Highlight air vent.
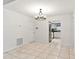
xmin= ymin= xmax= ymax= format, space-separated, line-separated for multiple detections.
xmin=16 ymin=38 xmax=23 ymax=46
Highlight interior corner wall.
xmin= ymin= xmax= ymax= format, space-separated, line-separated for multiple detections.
xmin=61 ymin=14 xmax=74 ymax=48
xmin=3 ymin=8 xmax=34 ymax=52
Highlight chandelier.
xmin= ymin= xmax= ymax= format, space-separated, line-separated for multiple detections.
xmin=35 ymin=9 xmax=46 ymax=20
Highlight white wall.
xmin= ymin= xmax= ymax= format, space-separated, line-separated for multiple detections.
xmin=3 ymin=8 xmax=34 ymax=52
xmin=34 ymin=13 xmax=74 ymax=48
xmin=33 ymin=20 xmax=49 ymax=43
xmin=48 ymin=13 xmax=74 ymax=48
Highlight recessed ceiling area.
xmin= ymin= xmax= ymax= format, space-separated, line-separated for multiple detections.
xmin=3 ymin=0 xmax=74 ymax=16
xmin=3 ymin=0 xmax=15 ymax=5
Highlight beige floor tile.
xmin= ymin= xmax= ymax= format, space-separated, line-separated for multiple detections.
xmin=23 ymin=49 xmax=35 ymax=54
xmin=23 ymin=44 xmax=43 ymax=50
xmin=70 ymin=48 xmax=75 ymax=56
xmin=14 ymin=48 xmax=27 ymax=53
xmin=14 ymin=53 xmax=29 ymax=58
xmin=70 ymin=55 xmax=75 ymax=59
xmin=17 ymin=54 xmax=35 ymax=59
xmin=42 ymin=49 xmax=51 ymax=54
xmin=28 ymin=50 xmax=40 ymax=56
xmin=4 ymin=54 xmax=18 ymax=59
xmin=48 ymin=48 xmax=60 ymax=56
xmin=7 ymin=51 xmax=35 ymax=59
xmin=35 ymin=52 xmax=49 ymax=59
xmin=32 ymin=48 xmax=44 ymax=52
xmin=4 ymin=39 xmax=75 ymax=59
xmin=37 ymin=44 xmax=48 ymax=50
xmin=29 ymin=43 xmax=43 ymax=48
xmin=58 ymin=56 xmax=69 ymax=59
xmin=23 ymin=45 xmax=35 ymax=49
xmin=8 ymin=47 xmax=27 ymax=53
xmin=44 ymin=46 xmax=52 ymax=51
xmin=35 ymin=56 xmax=46 ymax=59
xmin=22 ymin=44 xmax=36 ymax=49
xmin=8 ymin=49 xmax=28 ymax=57
xmin=46 ymin=55 xmax=58 ymax=59
xmin=58 ymin=48 xmax=70 ymax=59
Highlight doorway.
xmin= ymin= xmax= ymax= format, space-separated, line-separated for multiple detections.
xmin=49 ymin=21 xmax=61 ymax=43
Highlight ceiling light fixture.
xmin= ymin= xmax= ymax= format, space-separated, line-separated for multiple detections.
xmin=35 ymin=9 xmax=46 ymax=20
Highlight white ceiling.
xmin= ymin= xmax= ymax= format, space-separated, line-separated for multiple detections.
xmin=3 ymin=0 xmax=15 ymax=4
xmin=4 ymin=0 xmax=74 ymax=17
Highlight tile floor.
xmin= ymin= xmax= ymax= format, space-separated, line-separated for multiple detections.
xmin=4 ymin=39 xmax=75 ymax=59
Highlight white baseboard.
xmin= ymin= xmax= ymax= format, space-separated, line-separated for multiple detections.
xmin=3 ymin=44 xmax=23 ymax=54
xmin=3 ymin=40 xmax=35 ymax=54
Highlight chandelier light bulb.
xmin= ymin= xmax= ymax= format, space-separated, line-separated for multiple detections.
xmin=35 ymin=9 xmax=46 ymax=20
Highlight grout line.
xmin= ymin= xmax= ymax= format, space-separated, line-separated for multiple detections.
xmin=69 ymin=48 xmax=70 ymax=59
